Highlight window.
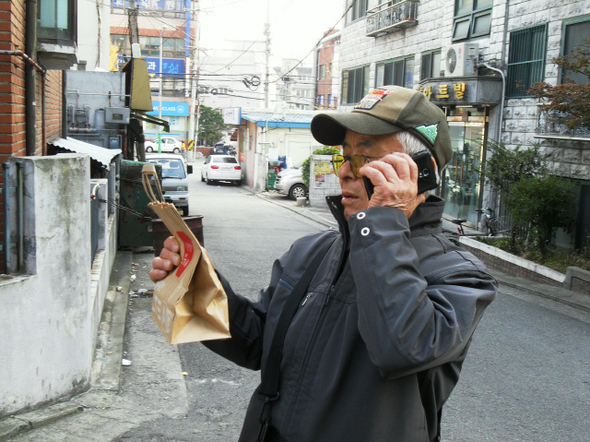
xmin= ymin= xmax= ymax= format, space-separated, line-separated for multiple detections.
xmin=318 ymin=64 xmax=326 ymax=80
xmin=562 ymin=19 xmax=590 ymax=85
xmin=342 ymin=66 xmax=369 ymax=104
xmin=452 ymin=0 xmax=492 ymax=41
xmin=376 ymin=57 xmax=414 ymax=88
xmin=347 ymin=0 xmax=368 ymax=24
xmin=421 ymin=50 xmax=442 ymax=80
xmin=38 ymin=0 xmax=76 ymax=44
xmin=506 ymin=25 xmax=547 ymax=98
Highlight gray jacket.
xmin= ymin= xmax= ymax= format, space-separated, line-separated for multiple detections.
xmin=206 ymin=195 xmax=497 ymax=441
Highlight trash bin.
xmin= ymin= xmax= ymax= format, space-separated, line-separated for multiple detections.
xmin=119 ymin=159 xmax=161 ymax=249
xmin=267 ymin=171 xmax=277 ymax=190
xmin=152 ymin=215 xmax=204 ymax=256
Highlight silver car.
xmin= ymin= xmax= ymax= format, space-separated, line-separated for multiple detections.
xmin=275 ymin=167 xmax=308 ymax=200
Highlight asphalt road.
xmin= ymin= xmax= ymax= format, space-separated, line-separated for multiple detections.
xmin=117 ymin=160 xmax=590 ymax=441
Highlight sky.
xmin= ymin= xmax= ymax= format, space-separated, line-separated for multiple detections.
xmin=197 ymin=0 xmax=346 ymax=66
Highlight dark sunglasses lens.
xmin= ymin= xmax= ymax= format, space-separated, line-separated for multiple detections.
xmin=350 ymin=156 xmax=368 ymax=177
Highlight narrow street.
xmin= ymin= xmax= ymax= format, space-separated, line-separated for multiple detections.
xmin=116 ymin=160 xmax=590 ymax=441
xmin=11 ymin=160 xmax=589 ymax=441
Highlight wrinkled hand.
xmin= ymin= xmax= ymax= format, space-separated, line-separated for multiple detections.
xmin=359 ymin=152 xmax=426 ymax=218
xmin=150 ymin=236 xmax=181 ymax=283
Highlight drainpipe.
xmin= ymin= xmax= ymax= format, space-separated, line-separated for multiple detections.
xmin=479 ymin=63 xmax=505 ymax=143
xmin=25 ymin=0 xmax=38 ymax=156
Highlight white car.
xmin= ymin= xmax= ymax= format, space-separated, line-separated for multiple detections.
xmin=146 ymin=153 xmax=192 ymax=216
xmin=275 ymin=167 xmax=307 ymax=200
xmin=201 ymin=155 xmax=242 ymax=185
xmin=145 ymin=136 xmax=183 ymax=154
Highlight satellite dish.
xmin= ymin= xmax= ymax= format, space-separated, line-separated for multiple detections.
xmin=446 ymin=47 xmax=457 ymax=74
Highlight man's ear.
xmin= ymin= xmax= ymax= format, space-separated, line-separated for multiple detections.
xmin=431 ymin=156 xmax=440 ymax=184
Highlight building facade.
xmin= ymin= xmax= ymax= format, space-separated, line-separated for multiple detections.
xmin=338 ymin=0 xmax=590 ymax=249
xmin=314 ymin=29 xmax=341 ymax=110
xmin=109 ymin=0 xmax=195 ymax=141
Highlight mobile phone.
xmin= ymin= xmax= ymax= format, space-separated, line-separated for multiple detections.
xmin=362 ymin=151 xmax=438 ymax=200
xmin=363 ymin=176 xmax=375 ymax=200
xmin=412 ymin=150 xmax=438 ymax=194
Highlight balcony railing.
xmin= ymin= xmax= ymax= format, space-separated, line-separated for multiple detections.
xmin=366 ymin=0 xmax=419 ymax=37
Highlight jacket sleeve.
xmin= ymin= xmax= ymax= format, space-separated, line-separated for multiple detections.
xmin=348 ymin=206 xmax=497 ymax=380
xmin=202 ymin=256 xmax=286 ymax=371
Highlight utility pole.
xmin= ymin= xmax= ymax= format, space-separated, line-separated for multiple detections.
xmin=128 ymin=0 xmax=139 ymax=46
xmin=158 ymin=26 xmax=166 ymax=153
xmin=264 ymin=0 xmax=270 ymax=109
xmin=188 ymin=1 xmax=200 ymax=160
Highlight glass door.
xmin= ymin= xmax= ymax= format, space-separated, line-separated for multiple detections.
xmin=441 ymin=121 xmax=485 ymax=225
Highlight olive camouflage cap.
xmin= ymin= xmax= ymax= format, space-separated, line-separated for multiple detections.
xmin=311 ymin=86 xmax=452 ymax=170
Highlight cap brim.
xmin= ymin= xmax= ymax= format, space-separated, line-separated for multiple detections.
xmin=311 ymin=112 xmax=403 ymax=146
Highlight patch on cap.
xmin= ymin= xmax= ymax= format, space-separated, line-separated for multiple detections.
xmin=354 ymin=88 xmax=392 ymax=110
xmin=415 ymin=123 xmax=439 ymax=145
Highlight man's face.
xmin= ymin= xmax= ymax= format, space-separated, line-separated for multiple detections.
xmin=338 ymin=131 xmax=404 ymax=219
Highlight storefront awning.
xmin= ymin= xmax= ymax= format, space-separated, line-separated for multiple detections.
xmin=49 ymin=137 xmax=121 ymax=170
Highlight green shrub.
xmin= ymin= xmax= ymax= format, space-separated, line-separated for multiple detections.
xmin=504 ymin=175 xmax=576 ymax=256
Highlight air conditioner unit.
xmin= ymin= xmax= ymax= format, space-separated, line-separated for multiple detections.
xmin=444 ymin=43 xmax=479 ymax=77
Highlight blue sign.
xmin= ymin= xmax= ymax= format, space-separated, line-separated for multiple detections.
xmin=112 ymin=0 xmax=189 ymax=12
xmin=148 ymin=102 xmax=189 ymax=117
xmin=145 ymin=58 xmax=185 ymax=76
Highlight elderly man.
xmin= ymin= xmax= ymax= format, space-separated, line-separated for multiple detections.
xmin=151 ymin=86 xmax=497 ymax=442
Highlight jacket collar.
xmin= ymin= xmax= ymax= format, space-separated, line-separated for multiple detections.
xmin=326 ymin=194 xmax=444 ymax=237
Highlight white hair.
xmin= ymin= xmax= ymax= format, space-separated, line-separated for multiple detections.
xmin=393 ymin=131 xmax=440 ymax=190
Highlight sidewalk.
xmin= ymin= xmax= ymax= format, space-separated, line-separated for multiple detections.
xmin=1 ymin=190 xmax=589 ymax=441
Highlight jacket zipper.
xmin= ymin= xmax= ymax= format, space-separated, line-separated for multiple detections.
xmin=283 ymin=284 xmax=336 ymax=435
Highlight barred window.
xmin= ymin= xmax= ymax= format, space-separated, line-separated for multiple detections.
xmin=506 ymin=25 xmax=547 ymax=98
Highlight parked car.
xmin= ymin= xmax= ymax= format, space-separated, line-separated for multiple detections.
xmin=145 ymin=136 xmax=183 ymax=154
xmin=146 ymin=153 xmax=192 ymax=216
xmin=201 ymin=155 xmax=242 ymax=185
xmin=275 ymin=167 xmax=307 ymax=200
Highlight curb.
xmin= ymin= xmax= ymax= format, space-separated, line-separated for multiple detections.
xmin=0 ymin=403 xmax=83 ymax=441
xmin=489 ymin=269 xmax=590 ymax=313
xmin=90 ymin=251 xmax=132 ymax=391
xmin=0 ymin=252 xmax=133 ymax=441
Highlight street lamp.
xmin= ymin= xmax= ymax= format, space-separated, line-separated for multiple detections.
xmin=158 ymin=25 xmax=167 ymax=153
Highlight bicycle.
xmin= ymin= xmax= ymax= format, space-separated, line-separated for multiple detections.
xmin=443 ymin=208 xmax=498 ymax=244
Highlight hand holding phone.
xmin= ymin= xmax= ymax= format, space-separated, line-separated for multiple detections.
xmin=362 ymin=150 xmax=438 ymax=200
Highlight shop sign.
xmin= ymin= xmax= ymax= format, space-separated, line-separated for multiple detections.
xmin=418 ymin=77 xmax=502 ymax=106
xmin=223 ymin=107 xmax=242 ymax=125
xmin=148 ymin=101 xmax=189 ymax=117
xmin=419 ymin=82 xmax=468 ymax=103
xmin=145 ymin=58 xmax=185 ymax=76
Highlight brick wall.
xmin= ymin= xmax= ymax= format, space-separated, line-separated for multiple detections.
xmin=0 ymin=0 xmax=65 ymax=272
xmin=43 ymin=70 xmax=63 ymax=147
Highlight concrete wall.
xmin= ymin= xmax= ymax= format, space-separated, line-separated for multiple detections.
xmin=0 ymin=154 xmax=116 ymax=417
xmin=309 ymin=154 xmax=341 ymax=207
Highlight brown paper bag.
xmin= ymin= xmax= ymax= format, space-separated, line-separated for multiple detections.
xmin=142 ymin=164 xmax=231 ymax=344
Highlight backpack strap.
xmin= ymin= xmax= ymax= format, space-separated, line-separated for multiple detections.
xmin=255 ymin=237 xmax=335 ymax=441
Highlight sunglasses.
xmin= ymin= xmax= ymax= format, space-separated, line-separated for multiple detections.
xmin=332 ymin=154 xmax=381 ymax=178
